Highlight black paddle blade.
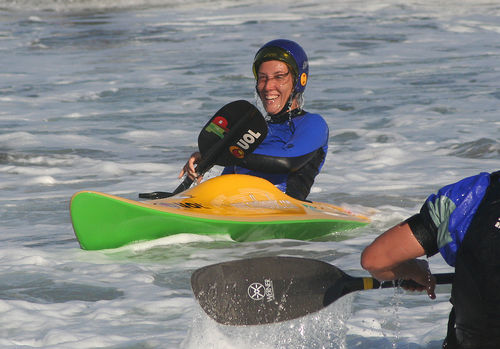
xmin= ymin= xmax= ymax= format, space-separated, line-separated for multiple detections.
xmin=198 ymin=100 xmax=268 ymax=168
xmin=139 ymin=100 xmax=267 ymax=200
xmin=190 ymin=256 xmax=360 ymax=326
xmin=191 ymin=256 xmax=455 ymax=326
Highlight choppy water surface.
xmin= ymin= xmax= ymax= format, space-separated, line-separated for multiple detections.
xmin=1 ymin=0 xmax=499 ymax=348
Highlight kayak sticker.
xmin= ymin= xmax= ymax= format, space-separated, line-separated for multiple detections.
xmin=232 ymin=200 xmax=296 ymax=210
xmin=156 ymin=202 xmax=208 ymax=209
xmin=205 ymin=116 xmax=230 ymax=139
xmin=302 ymin=203 xmax=319 ymax=211
xmin=247 ymin=279 xmax=275 ymax=302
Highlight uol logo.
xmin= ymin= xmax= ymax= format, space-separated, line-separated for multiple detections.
xmin=229 ymin=129 xmax=262 ymax=159
xmin=247 ymin=279 xmax=275 ymax=302
xmin=236 ymin=129 xmax=261 ymax=150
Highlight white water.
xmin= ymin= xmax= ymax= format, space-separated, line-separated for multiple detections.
xmin=1 ymin=0 xmax=499 ymax=347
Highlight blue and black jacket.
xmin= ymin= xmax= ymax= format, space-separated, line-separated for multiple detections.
xmin=407 ymin=171 xmax=500 ymax=348
xmin=221 ymin=111 xmax=329 ymax=201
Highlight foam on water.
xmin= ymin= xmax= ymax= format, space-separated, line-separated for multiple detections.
xmin=185 ymin=294 xmax=355 ymax=349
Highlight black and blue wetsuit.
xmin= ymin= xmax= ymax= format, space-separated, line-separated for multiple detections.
xmin=406 ymin=171 xmax=500 ymax=348
xmin=221 ymin=110 xmax=329 ymax=201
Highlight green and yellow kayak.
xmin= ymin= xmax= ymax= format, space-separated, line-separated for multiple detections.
xmin=70 ymin=174 xmax=370 ymax=250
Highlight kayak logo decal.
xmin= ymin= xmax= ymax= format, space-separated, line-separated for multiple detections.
xmin=247 ymin=279 xmax=275 ymax=302
xmin=205 ymin=116 xmax=229 ymax=139
xmin=156 ymin=202 xmax=208 ymax=209
xmin=229 ymin=129 xmax=262 ymax=158
xmin=176 ymin=202 xmax=206 ymax=209
xmin=232 ymin=199 xmax=295 ymax=210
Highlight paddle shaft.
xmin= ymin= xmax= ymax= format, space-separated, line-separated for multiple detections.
xmin=325 ymin=272 xmax=454 ymax=307
xmin=380 ymin=273 xmax=454 ymax=289
xmin=350 ymin=273 xmax=455 ymax=294
xmin=171 ymin=174 xmax=194 ymax=196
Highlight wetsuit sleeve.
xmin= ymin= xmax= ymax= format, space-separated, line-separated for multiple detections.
xmin=232 ymin=150 xmax=320 ymax=174
xmin=405 ymin=210 xmax=439 ymax=257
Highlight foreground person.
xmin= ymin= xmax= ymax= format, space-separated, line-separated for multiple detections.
xmin=180 ymin=39 xmax=329 ymax=201
xmin=361 ymin=170 xmax=500 ymax=348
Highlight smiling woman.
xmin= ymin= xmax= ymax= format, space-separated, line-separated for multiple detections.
xmin=180 ymin=39 xmax=330 ymax=201
xmin=256 ymin=61 xmax=294 ymax=115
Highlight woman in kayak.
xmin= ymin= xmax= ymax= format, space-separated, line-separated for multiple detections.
xmin=179 ymin=39 xmax=329 ymax=201
xmin=361 ymin=170 xmax=500 ymax=348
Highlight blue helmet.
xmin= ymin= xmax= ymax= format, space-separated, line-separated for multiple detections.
xmin=252 ymin=39 xmax=309 ymax=94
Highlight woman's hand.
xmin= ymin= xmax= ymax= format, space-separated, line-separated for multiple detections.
xmin=179 ymin=152 xmax=203 ymax=183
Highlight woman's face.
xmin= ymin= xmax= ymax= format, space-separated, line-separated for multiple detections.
xmin=256 ymin=60 xmax=294 ymax=115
